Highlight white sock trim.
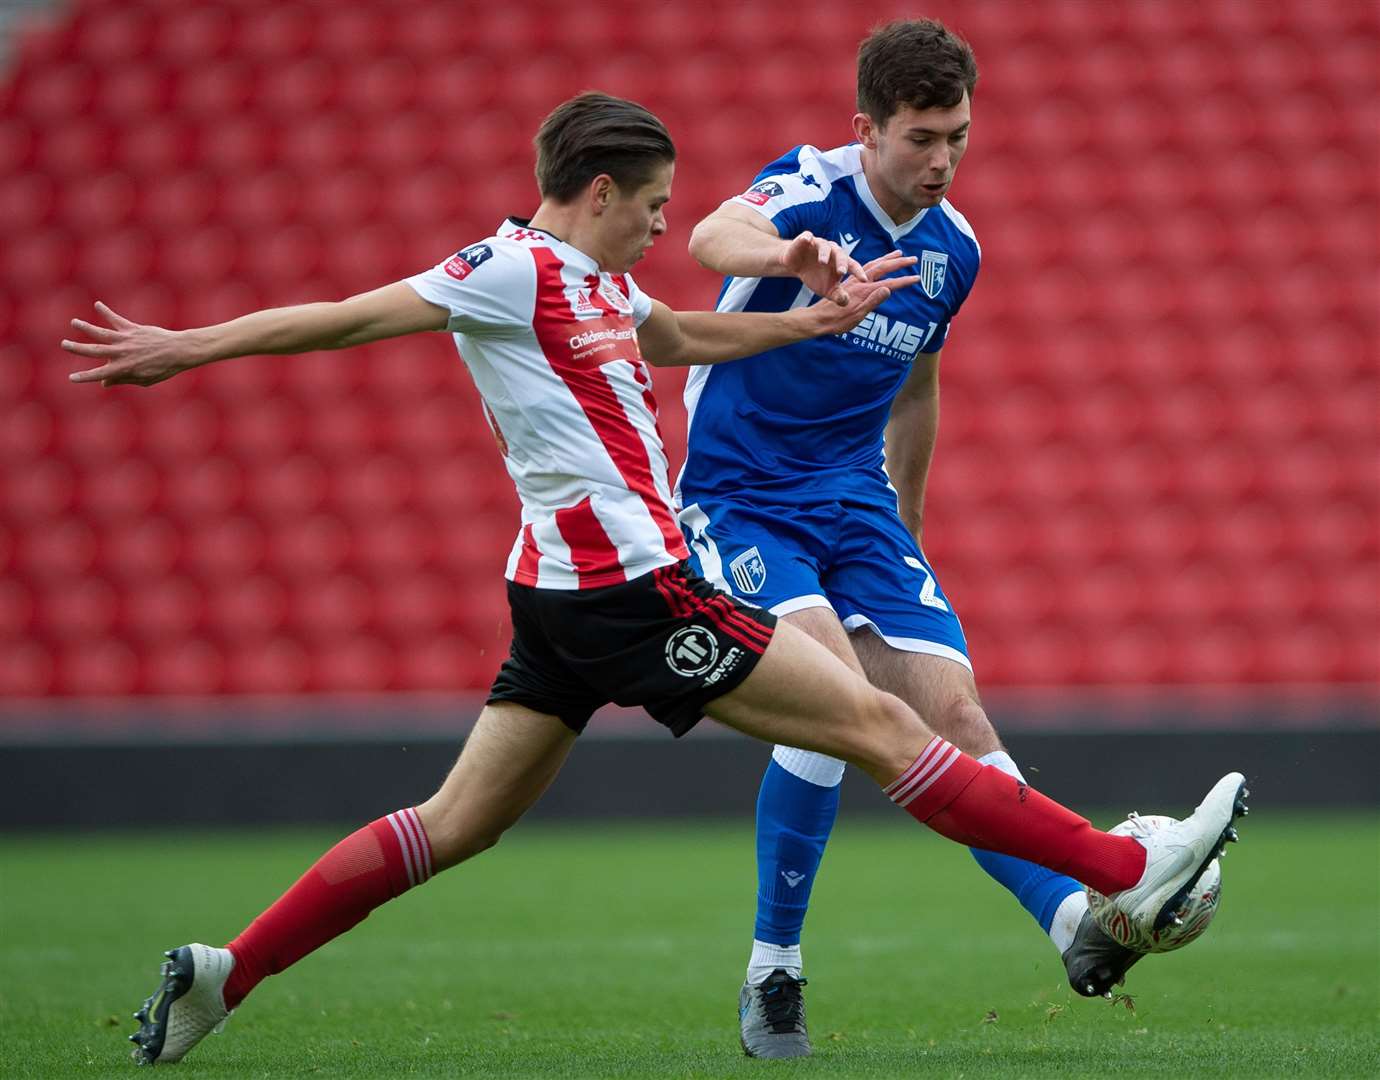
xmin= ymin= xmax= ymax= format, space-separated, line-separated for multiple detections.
xmin=1049 ymin=889 xmax=1089 ymax=954
xmin=978 ymin=749 xmax=1026 ymax=783
xmin=772 ymin=745 xmax=846 ymax=788
xmin=747 ymin=939 xmax=802 ymax=983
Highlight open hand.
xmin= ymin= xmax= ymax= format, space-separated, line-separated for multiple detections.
xmin=778 ymin=231 xmax=869 ymax=305
xmin=802 ymin=266 xmax=922 ymax=337
xmin=63 ymin=302 xmax=195 ymax=387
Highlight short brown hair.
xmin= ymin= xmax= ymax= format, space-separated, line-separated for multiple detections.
xmin=534 ymin=92 xmax=676 ymax=203
xmin=857 ymin=19 xmax=978 ymax=124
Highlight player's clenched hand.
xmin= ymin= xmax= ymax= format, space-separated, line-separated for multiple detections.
xmin=801 ymin=272 xmax=922 ymax=338
xmin=63 ymin=302 xmax=196 ymax=387
xmin=778 ymin=231 xmax=868 ymax=306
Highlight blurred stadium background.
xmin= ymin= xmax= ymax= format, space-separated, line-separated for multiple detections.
xmin=0 ymin=0 xmax=1375 ymax=827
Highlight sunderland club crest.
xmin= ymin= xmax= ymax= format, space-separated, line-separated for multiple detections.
xmin=919 ymin=250 xmax=949 ymax=299
xmin=729 ymin=546 xmax=767 ymax=595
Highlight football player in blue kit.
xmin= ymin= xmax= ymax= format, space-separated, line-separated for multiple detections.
xmin=680 ymin=20 xmax=1143 ymax=1057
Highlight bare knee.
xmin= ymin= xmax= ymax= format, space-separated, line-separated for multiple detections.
xmin=929 ymin=694 xmax=1001 ymax=758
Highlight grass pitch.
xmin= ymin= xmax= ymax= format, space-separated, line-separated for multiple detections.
xmin=2 ymin=814 xmax=1376 ymax=1078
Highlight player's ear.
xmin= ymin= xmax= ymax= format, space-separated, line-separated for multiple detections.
xmin=852 ymin=112 xmax=878 ymax=149
xmin=589 ymin=174 xmax=615 ymax=214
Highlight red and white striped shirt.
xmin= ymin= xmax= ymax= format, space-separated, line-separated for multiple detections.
xmin=405 ymin=219 xmax=689 ymax=590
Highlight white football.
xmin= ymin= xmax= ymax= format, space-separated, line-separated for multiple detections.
xmin=1087 ymin=813 xmax=1222 ymax=953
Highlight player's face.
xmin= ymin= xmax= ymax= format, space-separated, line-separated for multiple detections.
xmin=858 ymin=94 xmax=971 ymax=215
xmin=602 ymin=161 xmax=673 ymax=273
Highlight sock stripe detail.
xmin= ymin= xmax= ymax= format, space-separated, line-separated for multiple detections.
xmin=894 ymin=745 xmax=962 ymax=807
xmin=886 ymin=739 xmax=961 ymax=806
xmin=401 ymin=807 xmax=433 ymax=881
xmin=883 ymin=737 xmax=948 ymax=796
xmin=394 ymin=809 xmax=431 ymax=885
xmin=385 ymin=812 xmax=419 ymax=886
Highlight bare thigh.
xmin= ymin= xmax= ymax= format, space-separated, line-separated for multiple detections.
xmin=416 ymin=702 xmax=577 ymax=871
xmin=850 ymin=632 xmax=1002 ymax=758
xmin=705 ymin=617 xmax=932 ymax=785
xmin=781 ymin=604 xmax=867 ymax=673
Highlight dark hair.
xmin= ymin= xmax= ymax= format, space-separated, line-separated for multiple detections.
xmin=857 ymin=19 xmax=979 ymax=124
xmin=534 ymin=92 xmax=676 ymax=203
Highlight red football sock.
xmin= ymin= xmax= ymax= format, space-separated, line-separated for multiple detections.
xmin=222 ymin=808 xmax=433 ymax=1009
xmin=886 ymin=738 xmax=1146 ymax=896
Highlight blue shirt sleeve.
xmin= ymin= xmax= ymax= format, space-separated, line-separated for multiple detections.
xmin=728 ymin=155 xmax=833 ymax=240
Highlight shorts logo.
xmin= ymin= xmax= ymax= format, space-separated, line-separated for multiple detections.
xmin=738 ymin=180 xmax=784 ymax=207
xmin=919 ymin=249 xmax=948 ymax=299
xmin=443 ymin=243 xmax=493 ymax=280
xmin=665 ymin=626 xmax=719 ymax=677
xmin=729 ymin=547 xmax=766 ymax=594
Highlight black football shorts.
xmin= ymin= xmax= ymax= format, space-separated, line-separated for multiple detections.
xmin=487 ymin=561 xmax=777 ymax=736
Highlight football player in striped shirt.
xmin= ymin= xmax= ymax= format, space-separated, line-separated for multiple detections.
xmin=64 ymin=91 xmax=1244 ymax=1068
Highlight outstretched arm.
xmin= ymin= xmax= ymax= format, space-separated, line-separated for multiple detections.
xmin=64 ymin=283 xmax=449 ymax=388
xmin=688 ymin=202 xmax=867 ymax=306
xmin=637 ymin=253 xmax=919 ymax=368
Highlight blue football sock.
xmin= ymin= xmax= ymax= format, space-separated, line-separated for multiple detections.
xmin=969 ymin=847 xmax=1083 ymax=932
xmin=970 ymin=751 xmax=1083 ymax=933
xmin=753 ymin=756 xmax=841 ymax=946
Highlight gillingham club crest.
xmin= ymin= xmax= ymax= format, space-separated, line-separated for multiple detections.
xmin=729 ymin=547 xmax=767 ymax=595
xmin=919 ymin=250 xmax=949 ymax=299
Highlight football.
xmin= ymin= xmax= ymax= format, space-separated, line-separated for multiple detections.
xmin=1087 ymin=813 xmax=1222 ymax=953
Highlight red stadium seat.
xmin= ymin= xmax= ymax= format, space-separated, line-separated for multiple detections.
xmin=310 ymin=635 xmax=395 ymax=692
xmin=0 ymin=166 xmax=52 ymax=232
xmin=141 ymin=638 xmax=227 ymax=695
xmin=14 ymin=518 xmax=98 ymax=580
xmin=235 ymin=5 xmax=317 ymax=63
xmin=4 ymin=458 xmax=75 ymax=519
xmin=353 ymin=514 xmax=441 ymax=575
xmin=396 ymin=631 xmax=483 ymax=691
xmin=372 ymin=573 xmax=455 ymax=637
xmin=155 ymin=6 xmax=237 ymax=63
xmin=37 ymin=577 xmax=118 ymax=641
xmin=117 ymin=577 xmax=202 ymax=643
xmin=223 ymin=637 xmax=311 ymax=694
xmin=264 ymin=515 xmax=353 ymax=577
xmin=138 ymin=397 xmax=222 ymax=460
xmin=76 ymin=459 xmax=161 ymax=522
xmin=329 ymin=455 xmax=415 ymax=518
xmin=251 ymin=456 xmax=329 ymax=519
xmin=0 ymin=400 xmax=52 ymax=459
xmin=182 ymin=516 xmax=268 ymax=580
xmin=0 ymin=640 xmax=55 ymax=697
xmin=2 ymin=228 xmax=72 ymax=288
xmin=208 ymin=575 xmax=289 ymax=639
xmin=70 ymin=7 xmax=155 ymax=64
xmin=101 ymin=517 xmax=182 ymax=582
xmin=219 ymin=397 xmax=306 ymax=463
xmin=56 ymin=639 xmax=143 ymax=696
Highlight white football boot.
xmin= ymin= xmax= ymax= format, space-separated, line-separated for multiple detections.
xmin=129 ymin=943 xmax=235 ymax=1065
xmin=1105 ymin=772 xmax=1248 ymax=943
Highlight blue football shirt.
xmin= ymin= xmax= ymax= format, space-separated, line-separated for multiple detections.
xmin=677 ymin=143 xmax=980 ymax=510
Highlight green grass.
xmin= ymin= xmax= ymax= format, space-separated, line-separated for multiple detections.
xmin=1 ymin=814 xmax=1377 ymax=1078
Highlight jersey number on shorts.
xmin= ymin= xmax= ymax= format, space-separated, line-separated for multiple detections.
xmin=904 ymin=556 xmax=950 ymax=612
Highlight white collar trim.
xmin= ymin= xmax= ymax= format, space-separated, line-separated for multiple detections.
xmin=853 ymin=169 xmax=928 ymax=240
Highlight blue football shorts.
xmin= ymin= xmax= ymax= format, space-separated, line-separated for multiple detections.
xmin=678 ymin=496 xmax=970 ymax=671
